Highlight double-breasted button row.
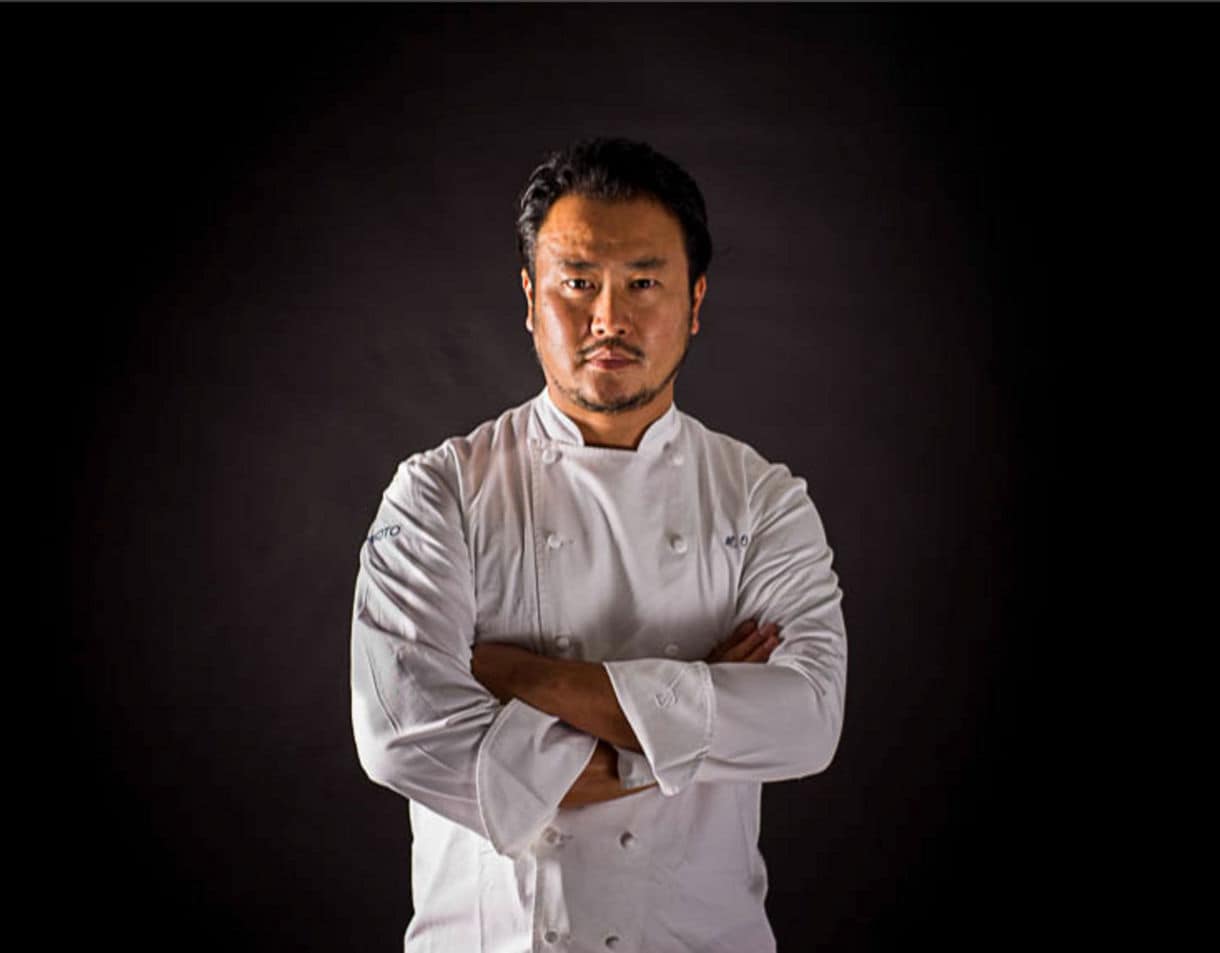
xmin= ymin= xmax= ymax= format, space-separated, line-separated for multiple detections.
xmin=539 ymin=829 xmax=635 ymax=948
xmin=540 ymin=827 xmax=638 ymax=849
xmin=541 ymin=930 xmax=620 ymax=948
xmin=544 ymin=532 xmax=688 ymax=554
xmin=539 ymin=442 xmax=683 ymax=467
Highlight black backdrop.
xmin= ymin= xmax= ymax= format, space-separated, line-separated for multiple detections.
xmin=21 ymin=1 xmax=1195 ymax=949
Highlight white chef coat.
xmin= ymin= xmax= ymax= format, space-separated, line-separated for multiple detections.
xmin=351 ymin=385 xmax=847 ymax=953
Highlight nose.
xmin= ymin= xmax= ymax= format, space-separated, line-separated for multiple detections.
xmin=590 ymin=284 xmax=631 ymax=338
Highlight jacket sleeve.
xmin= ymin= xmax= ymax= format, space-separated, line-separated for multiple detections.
xmin=351 ymin=448 xmax=599 ymax=857
xmin=603 ymin=456 xmax=847 ymax=796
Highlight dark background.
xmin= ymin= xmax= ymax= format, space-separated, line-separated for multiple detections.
xmin=19 ymin=1 xmax=1201 ymax=948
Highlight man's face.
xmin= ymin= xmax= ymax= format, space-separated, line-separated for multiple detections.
xmin=522 ymin=193 xmax=707 ymax=417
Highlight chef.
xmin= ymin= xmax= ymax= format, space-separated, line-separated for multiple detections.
xmin=351 ymin=137 xmax=847 ymax=952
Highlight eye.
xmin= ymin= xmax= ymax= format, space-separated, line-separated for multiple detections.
xmin=631 ymin=278 xmax=659 ymax=290
xmin=563 ymin=278 xmax=594 ymax=291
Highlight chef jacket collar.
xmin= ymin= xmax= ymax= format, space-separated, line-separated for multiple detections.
xmin=533 ymin=385 xmax=680 ymax=454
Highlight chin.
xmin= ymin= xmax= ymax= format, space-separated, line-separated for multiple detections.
xmin=579 ymin=386 xmax=656 ymax=415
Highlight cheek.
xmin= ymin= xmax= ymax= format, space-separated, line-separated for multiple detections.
xmin=649 ymin=315 xmax=690 ymax=347
xmin=538 ymin=301 xmax=583 ymax=341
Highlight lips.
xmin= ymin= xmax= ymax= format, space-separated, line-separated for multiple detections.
xmin=585 ymin=349 xmax=638 ymax=367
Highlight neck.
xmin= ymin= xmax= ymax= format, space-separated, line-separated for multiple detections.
xmin=547 ymin=383 xmax=673 ymax=450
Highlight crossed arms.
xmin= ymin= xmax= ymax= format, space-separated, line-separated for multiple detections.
xmin=351 ymin=446 xmax=847 ymax=857
xmin=470 ymin=619 xmax=784 ymax=807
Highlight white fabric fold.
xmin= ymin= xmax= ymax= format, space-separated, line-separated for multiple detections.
xmin=475 ymin=699 xmax=599 ymax=857
xmin=603 ymin=658 xmax=715 ymax=796
xmin=351 ymin=388 xmax=847 ymax=952
xmin=351 ymin=449 xmax=598 ymax=859
xmin=613 ymin=746 xmax=657 ymax=790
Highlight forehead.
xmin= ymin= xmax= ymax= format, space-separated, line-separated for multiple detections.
xmin=535 ymin=193 xmax=685 ymax=267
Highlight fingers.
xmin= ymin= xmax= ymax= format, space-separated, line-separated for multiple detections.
xmin=740 ymin=623 xmax=782 ymax=662
xmin=705 ymin=620 xmax=748 ymax=663
xmin=714 ymin=619 xmax=782 ymax=663
xmin=731 ymin=622 xmax=768 ymax=661
xmin=717 ymin=619 xmax=756 ymax=649
xmin=706 ymin=619 xmax=754 ymax=663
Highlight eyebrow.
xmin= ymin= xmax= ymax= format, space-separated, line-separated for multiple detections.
xmin=558 ymin=256 xmax=668 ymax=270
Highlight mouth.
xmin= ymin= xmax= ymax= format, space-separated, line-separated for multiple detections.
xmin=584 ymin=348 xmax=639 ymax=370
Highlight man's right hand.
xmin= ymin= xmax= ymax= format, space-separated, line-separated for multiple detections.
xmin=704 ymin=618 xmax=783 ymax=664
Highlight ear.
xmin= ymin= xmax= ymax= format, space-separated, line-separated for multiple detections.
xmin=689 ymin=274 xmax=708 ymax=336
xmin=521 ymin=268 xmax=535 ymax=333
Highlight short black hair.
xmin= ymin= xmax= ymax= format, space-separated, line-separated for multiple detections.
xmin=515 ymin=137 xmax=713 ymax=294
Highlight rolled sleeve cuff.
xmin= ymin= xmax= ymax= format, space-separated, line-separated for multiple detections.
xmin=602 ymin=659 xmax=715 ymax=796
xmin=475 ymin=698 xmax=599 ymax=858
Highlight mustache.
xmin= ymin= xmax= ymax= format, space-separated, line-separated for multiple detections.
xmin=580 ymin=343 xmax=644 ymax=361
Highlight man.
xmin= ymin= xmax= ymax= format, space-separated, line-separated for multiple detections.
xmin=351 ymin=137 xmax=847 ymax=952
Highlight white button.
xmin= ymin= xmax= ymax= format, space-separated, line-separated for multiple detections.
xmin=604 ymin=937 xmax=621 ymax=950
xmin=669 ymin=535 xmax=688 ymax=554
xmin=544 ymin=827 xmax=561 ymax=845
xmin=555 ymin=635 xmax=572 ymax=651
xmin=663 ymin=642 xmax=679 ymax=657
xmin=654 ymin=688 xmax=676 ymax=708
xmin=544 ymin=929 xmax=559 ymax=943
xmin=541 ymin=447 xmax=559 ymax=464
xmin=547 ymin=532 xmax=562 ymax=549
xmin=619 ymin=831 xmax=636 ymax=849
xmin=671 ymin=452 xmax=684 ymax=466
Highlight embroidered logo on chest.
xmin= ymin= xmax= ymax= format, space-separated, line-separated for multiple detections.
xmin=724 ymin=532 xmax=750 ymax=549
